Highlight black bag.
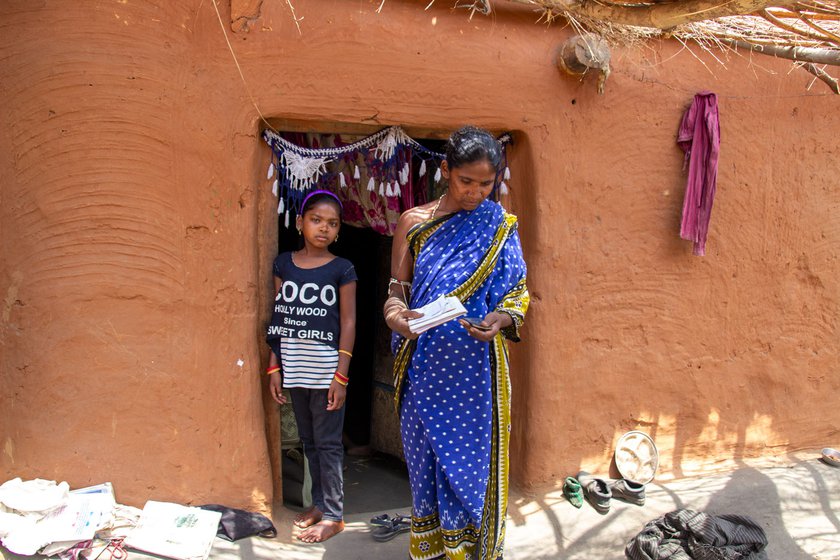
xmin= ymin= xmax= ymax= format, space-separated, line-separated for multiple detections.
xmin=197 ymin=504 xmax=277 ymax=542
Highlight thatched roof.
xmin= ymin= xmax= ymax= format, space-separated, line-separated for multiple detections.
xmin=473 ymin=0 xmax=840 ymax=92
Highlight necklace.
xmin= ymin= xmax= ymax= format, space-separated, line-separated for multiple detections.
xmin=431 ymin=193 xmax=446 ymax=219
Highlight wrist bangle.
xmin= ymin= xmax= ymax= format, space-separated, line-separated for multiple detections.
xmin=334 ymin=372 xmax=349 ymax=386
xmin=266 ymin=366 xmax=280 ymax=375
xmin=338 ymin=349 xmax=353 ymax=358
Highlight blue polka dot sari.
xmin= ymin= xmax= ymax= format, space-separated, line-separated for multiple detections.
xmin=393 ymin=199 xmax=529 ymax=560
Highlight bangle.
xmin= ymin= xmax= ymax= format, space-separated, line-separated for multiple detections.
xmin=334 ymin=372 xmax=349 ymax=386
xmin=266 ymin=366 xmax=280 ymax=375
xmin=338 ymin=349 xmax=353 ymax=358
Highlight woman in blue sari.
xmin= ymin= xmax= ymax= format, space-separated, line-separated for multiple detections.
xmin=385 ymin=127 xmax=529 ymax=560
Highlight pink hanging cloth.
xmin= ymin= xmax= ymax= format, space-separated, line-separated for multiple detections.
xmin=677 ymin=91 xmax=720 ymax=256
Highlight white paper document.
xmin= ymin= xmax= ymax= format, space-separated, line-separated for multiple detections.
xmin=125 ymin=501 xmax=221 ymax=560
xmin=0 ymin=478 xmax=115 ymax=556
xmin=407 ymin=295 xmax=467 ymax=334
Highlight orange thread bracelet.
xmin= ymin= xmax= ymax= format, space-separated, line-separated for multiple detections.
xmin=334 ymin=372 xmax=349 ymax=386
xmin=266 ymin=366 xmax=280 ymax=375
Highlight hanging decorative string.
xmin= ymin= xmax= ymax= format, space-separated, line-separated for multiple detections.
xmin=263 ymin=126 xmax=512 ymax=226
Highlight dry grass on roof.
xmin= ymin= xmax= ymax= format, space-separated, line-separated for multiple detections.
xmin=502 ymin=0 xmax=840 ymax=91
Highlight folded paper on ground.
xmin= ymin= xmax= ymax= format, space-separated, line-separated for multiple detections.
xmin=125 ymin=501 xmax=221 ymax=560
xmin=407 ymin=295 xmax=466 ymax=334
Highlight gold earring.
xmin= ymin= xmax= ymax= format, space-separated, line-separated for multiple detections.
xmin=334 ymin=234 xmax=339 ymax=243
xmin=297 ymin=228 xmax=302 ymax=235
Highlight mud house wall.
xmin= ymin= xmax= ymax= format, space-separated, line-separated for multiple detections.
xmin=1 ymin=1 xmax=838 ymax=509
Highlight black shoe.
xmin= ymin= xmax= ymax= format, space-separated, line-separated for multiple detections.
xmin=608 ymin=479 xmax=646 ymax=506
xmin=577 ymin=471 xmax=611 ymax=514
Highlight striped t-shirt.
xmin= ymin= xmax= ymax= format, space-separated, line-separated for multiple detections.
xmin=279 ymin=338 xmax=339 ymax=389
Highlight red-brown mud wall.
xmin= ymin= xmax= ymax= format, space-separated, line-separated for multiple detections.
xmin=1 ymin=1 xmax=837 ymax=509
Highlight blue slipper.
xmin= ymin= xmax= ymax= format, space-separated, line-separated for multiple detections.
xmin=370 ymin=513 xmax=410 ymax=527
xmin=371 ymin=516 xmax=411 ymax=541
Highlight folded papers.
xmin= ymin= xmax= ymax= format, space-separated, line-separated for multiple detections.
xmin=407 ymin=295 xmax=467 ymax=334
xmin=125 ymin=501 xmax=222 ymax=560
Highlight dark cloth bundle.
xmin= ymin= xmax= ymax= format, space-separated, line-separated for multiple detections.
xmin=198 ymin=504 xmax=277 ymax=542
xmin=626 ymin=509 xmax=768 ymax=560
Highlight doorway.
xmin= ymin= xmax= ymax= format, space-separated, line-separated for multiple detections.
xmin=269 ymin=125 xmax=448 ymax=514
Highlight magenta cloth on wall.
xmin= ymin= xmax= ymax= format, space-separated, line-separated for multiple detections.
xmin=677 ymin=91 xmax=720 ymax=257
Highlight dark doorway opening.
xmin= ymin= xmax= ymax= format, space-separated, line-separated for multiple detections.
xmin=271 ymin=126 xmax=447 ymax=514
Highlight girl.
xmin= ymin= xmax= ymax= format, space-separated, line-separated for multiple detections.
xmin=266 ymin=190 xmax=357 ymax=544
xmin=384 ymin=126 xmax=529 ymax=560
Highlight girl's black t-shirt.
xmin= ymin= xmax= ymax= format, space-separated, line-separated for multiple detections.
xmin=266 ymin=252 xmax=357 ymax=352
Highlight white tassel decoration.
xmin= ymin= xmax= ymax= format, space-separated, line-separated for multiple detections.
xmin=379 ymin=182 xmax=385 ymax=196
xmin=434 ymin=167 xmax=442 ymax=183
xmin=267 ymin=163 xmax=275 ymax=180
xmin=284 ymin=210 xmax=290 ymax=228
xmin=354 ymin=165 xmax=361 ymax=180
xmin=499 ymin=181 xmax=509 ymax=195
xmin=504 ymin=166 xmax=511 ymax=181
xmin=339 ymin=172 xmax=347 ymax=188
xmin=394 ymin=182 xmax=401 ymax=197
xmin=367 ymin=177 xmax=375 ymax=191
xmin=386 ymin=182 xmax=394 ymax=197
xmin=272 ymin=179 xmax=278 ymax=197
xmin=279 ymin=197 xmax=285 ymax=214
xmin=419 ymin=160 xmax=427 ymax=177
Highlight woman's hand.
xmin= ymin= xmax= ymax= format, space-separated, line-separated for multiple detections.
xmin=387 ymin=308 xmax=424 ymax=340
xmin=268 ymin=372 xmax=287 ymax=405
xmin=459 ymin=311 xmax=510 ymax=342
xmin=327 ymin=379 xmax=347 ymax=411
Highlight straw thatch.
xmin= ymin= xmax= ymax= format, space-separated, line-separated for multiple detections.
xmin=465 ymin=0 xmax=840 ymax=92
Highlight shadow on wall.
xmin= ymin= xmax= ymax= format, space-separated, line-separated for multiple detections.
xmin=507 ymin=101 xmax=840 ymax=493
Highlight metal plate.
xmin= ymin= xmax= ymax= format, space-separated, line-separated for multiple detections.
xmin=615 ymin=431 xmax=659 ymax=484
xmin=821 ymin=447 xmax=840 ymax=467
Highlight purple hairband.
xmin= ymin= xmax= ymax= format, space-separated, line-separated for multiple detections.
xmin=301 ymin=189 xmax=343 ymax=211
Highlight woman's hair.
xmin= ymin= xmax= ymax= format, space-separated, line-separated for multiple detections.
xmin=445 ymin=126 xmax=502 ymax=171
xmin=300 ymin=190 xmax=343 ymax=216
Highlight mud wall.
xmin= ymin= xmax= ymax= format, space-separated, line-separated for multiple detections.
xmin=1 ymin=0 xmax=837 ymax=509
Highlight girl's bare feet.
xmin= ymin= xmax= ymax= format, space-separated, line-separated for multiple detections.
xmin=294 ymin=506 xmax=323 ymax=528
xmin=298 ymin=519 xmax=344 ymax=543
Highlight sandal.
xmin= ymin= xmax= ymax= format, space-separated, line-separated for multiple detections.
xmin=369 ymin=513 xmax=410 ymax=527
xmin=563 ymin=476 xmax=584 ymax=508
xmin=371 ymin=516 xmax=411 ymax=542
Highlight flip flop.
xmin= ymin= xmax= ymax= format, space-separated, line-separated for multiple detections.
xmin=563 ymin=477 xmax=584 ymax=508
xmin=371 ymin=516 xmax=411 ymax=542
xmin=369 ymin=513 xmax=410 ymax=527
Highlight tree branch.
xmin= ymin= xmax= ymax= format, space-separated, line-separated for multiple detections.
xmin=761 ymin=8 xmax=833 ymax=42
xmin=797 ymin=11 xmax=840 ymax=45
xmin=506 ymin=0 xmax=796 ymax=29
xmin=804 ymin=62 xmax=840 ymax=91
xmin=719 ymin=37 xmax=840 ymax=65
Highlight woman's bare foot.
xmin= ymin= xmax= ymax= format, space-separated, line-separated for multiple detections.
xmin=298 ymin=519 xmax=344 ymax=543
xmin=294 ymin=506 xmax=323 ymax=528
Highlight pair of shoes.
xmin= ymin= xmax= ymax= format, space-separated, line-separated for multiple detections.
xmin=609 ymin=479 xmax=646 ymax=506
xmin=563 ymin=477 xmax=583 ymax=508
xmin=370 ymin=514 xmax=411 ymax=542
xmin=577 ymin=471 xmax=611 ymax=514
